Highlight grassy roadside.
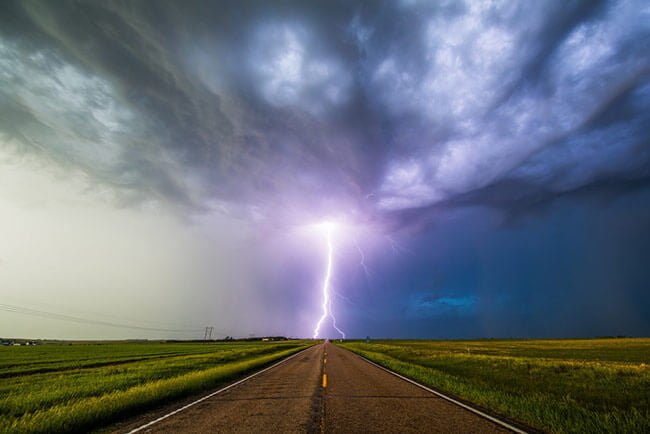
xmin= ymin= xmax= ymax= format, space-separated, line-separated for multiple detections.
xmin=0 ymin=341 xmax=313 ymax=433
xmin=336 ymin=339 xmax=650 ymax=433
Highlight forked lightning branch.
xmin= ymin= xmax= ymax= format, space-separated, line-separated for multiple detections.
xmin=312 ymin=222 xmax=345 ymax=339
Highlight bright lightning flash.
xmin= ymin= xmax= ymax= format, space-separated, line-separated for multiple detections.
xmin=312 ymin=221 xmax=345 ymax=339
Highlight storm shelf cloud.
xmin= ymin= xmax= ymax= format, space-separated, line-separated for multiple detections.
xmin=0 ymin=0 xmax=649 ymax=339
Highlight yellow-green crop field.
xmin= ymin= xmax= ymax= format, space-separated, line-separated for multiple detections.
xmin=337 ymin=338 xmax=650 ymax=433
xmin=0 ymin=340 xmax=312 ymax=433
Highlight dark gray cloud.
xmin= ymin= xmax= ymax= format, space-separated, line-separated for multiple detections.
xmin=1 ymin=0 xmax=648 ymax=229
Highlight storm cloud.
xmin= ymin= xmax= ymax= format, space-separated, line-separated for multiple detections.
xmin=1 ymin=0 xmax=649 ymax=338
xmin=1 ymin=0 xmax=647 ymax=227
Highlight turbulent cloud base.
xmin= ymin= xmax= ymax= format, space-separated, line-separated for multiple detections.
xmin=2 ymin=0 xmax=648 ymax=225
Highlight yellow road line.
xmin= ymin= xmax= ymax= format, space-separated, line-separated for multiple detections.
xmin=322 ymin=373 xmax=327 ymax=388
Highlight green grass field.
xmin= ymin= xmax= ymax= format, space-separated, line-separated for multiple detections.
xmin=0 ymin=340 xmax=313 ymax=433
xmin=337 ymin=338 xmax=650 ymax=433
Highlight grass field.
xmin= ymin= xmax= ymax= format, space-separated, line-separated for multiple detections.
xmin=337 ymin=338 xmax=650 ymax=433
xmin=0 ymin=340 xmax=313 ymax=433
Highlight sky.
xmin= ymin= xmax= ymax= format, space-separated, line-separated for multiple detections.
xmin=1 ymin=0 xmax=649 ymax=340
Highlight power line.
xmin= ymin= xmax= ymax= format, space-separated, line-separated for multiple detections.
xmin=0 ymin=296 xmax=201 ymax=330
xmin=0 ymin=303 xmax=206 ymax=334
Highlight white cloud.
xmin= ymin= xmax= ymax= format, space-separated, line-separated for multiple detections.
xmin=374 ymin=0 xmax=650 ymax=211
xmin=249 ymin=21 xmax=352 ymax=115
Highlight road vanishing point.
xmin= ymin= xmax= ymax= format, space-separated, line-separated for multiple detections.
xmin=119 ymin=342 xmax=525 ymax=433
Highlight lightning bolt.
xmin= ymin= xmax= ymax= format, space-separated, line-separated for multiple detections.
xmin=333 ymin=288 xmax=356 ymax=306
xmin=312 ymin=223 xmax=345 ymax=339
xmin=354 ymin=237 xmax=370 ymax=277
xmin=329 ymin=299 xmax=346 ymax=338
xmin=386 ymin=235 xmax=414 ymax=256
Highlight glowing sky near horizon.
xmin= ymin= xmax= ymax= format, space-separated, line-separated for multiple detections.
xmin=0 ymin=0 xmax=649 ymax=339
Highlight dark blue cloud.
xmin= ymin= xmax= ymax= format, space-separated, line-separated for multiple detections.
xmin=335 ymin=188 xmax=650 ymax=338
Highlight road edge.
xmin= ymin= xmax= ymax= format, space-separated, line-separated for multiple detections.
xmin=124 ymin=345 xmax=317 ymax=433
xmin=346 ymin=348 xmax=531 ymax=434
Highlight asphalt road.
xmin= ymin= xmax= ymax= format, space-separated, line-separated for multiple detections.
xmin=126 ymin=342 xmax=513 ymax=433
